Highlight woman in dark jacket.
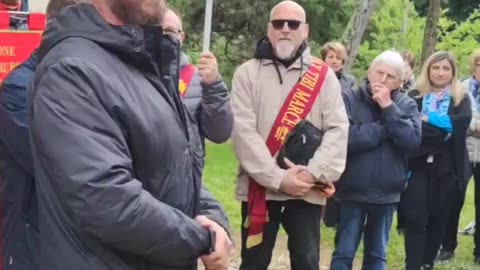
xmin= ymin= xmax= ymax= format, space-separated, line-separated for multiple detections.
xmin=320 ymin=41 xmax=356 ymax=228
xmin=398 ymin=51 xmax=472 ymax=270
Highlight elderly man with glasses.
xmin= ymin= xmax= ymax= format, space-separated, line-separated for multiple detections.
xmin=161 ymin=7 xmax=233 ymax=152
xmin=330 ymin=50 xmax=422 ymax=270
xmin=230 ymin=1 xmax=349 ymax=269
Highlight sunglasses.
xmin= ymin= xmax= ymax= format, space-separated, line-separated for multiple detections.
xmin=270 ymin=19 xmax=303 ymax=30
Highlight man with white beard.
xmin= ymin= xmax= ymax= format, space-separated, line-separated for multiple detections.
xmin=230 ymin=1 xmax=349 ymax=269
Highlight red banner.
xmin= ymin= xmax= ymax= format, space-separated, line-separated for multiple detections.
xmin=0 ymin=12 xmax=45 ymax=270
xmin=0 ymin=31 xmax=42 ymax=85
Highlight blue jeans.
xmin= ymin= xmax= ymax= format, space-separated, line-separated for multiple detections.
xmin=330 ymin=201 xmax=396 ymax=270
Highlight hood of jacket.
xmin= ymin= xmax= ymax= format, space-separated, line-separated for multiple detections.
xmin=38 ymin=3 xmax=180 ymax=79
xmin=253 ymin=37 xmax=308 ymax=84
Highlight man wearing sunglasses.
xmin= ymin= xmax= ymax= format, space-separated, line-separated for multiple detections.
xmin=161 ymin=7 xmax=233 ymax=153
xmin=231 ymin=1 xmax=349 ymax=269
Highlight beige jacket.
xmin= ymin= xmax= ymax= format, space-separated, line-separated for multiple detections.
xmin=230 ymin=46 xmax=349 ymax=206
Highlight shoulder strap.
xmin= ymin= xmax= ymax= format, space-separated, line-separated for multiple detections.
xmin=245 ymin=57 xmax=330 ymax=249
xmin=265 ymin=57 xmax=329 ymax=155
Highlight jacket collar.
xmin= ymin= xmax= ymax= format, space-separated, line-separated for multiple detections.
xmin=179 ymin=51 xmax=189 ymax=68
xmin=260 ymin=47 xmax=312 ymax=70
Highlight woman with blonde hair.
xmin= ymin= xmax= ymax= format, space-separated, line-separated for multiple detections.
xmin=320 ymin=41 xmax=356 ymax=229
xmin=437 ymin=48 xmax=480 ymax=265
xmin=398 ymin=51 xmax=472 ymax=270
xmin=463 ymin=49 xmax=480 ymax=265
xmin=320 ymin=41 xmax=356 ymax=92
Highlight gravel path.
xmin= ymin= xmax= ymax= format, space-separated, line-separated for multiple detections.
xmin=198 ymin=233 xmax=361 ymax=270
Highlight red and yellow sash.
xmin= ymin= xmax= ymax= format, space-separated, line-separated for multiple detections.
xmin=245 ymin=57 xmax=329 ymax=248
xmin=179 ymin=64 xmax=195 ymax=97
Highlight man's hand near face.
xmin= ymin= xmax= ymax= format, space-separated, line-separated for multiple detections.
xmin=372 ymin=82 xmax=393 ymax=109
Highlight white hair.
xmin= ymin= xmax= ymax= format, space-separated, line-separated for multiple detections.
xmin=370 ymin=50 xmax=406 ymax=80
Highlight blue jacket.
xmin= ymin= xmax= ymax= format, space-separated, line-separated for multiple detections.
xmin=337 ymin=80 xmax=422 ymax=204
xmin=0 ymin=51 xmax=38 ymax=270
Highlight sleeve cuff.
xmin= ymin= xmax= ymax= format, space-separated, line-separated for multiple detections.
xmin=200 ymin=74 xmax=224 ymax=90
xmin=199 ymin=229 xmax=216 ymax=256
xmin=306 ymin=163 xmax=328 ymax=183
xmin=269 ymin=169 xmax=284 ymax=192
xmin=381 ymin=103 xmax=402 ymax=121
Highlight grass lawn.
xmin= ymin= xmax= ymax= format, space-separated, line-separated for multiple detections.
xmin=203 ymin=141 xmax=478 ymax=269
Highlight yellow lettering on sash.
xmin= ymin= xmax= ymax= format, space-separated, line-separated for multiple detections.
xmin=292 ymin=90 xmax=310 ymax=104
xmin=299 ymin=71 xmax=319 ymax=89
xmin=0 ymin=46 xmax=15 ymax=57
xmin=274 ymin=126 xmax=290 ymax=142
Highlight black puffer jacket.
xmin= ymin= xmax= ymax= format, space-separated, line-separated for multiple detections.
xmin=28 ymin=4 xmax=228 ymax=270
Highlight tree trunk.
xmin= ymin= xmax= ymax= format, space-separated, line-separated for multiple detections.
xmin=340 ymin=0 xmax=376 ymax=72
xmin=421 ymin=0 xmax=441 ymax=64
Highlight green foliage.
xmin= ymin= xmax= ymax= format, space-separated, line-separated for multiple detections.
xmin=414 ymin=0 xmax=479 ymax=21
xmin=169 ymin=0 xmax=354 ymax=85
xmin=352 ymin=0 xmax=480 ymax=81
xmin=351 ymin=0 xmax=424 ymax=80
xmin=170 ymin=0 xmax=480 ymax=86
xmin=446 ymin=0 xmax=480 ymax=21
xmin=437 ymin=9 xmax=480 ymax=76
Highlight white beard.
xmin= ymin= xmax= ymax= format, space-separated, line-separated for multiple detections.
xmin=275 ymin=40 xmax=295 ymax=60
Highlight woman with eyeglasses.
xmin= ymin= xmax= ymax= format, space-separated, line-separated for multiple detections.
xmin=398 ymin=51 xmax=472 ymax=270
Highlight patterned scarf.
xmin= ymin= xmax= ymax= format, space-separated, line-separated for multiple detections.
xmin=422 ymin=87 xmax=451 ymax=116
xmin=470 ymin=77 xmax=480 ymax=99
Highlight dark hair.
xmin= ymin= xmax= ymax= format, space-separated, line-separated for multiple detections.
xmin=400 ymin=50 xmax=416 ymax=69
xmin=46 ymin=0 xmax=90 ymax=19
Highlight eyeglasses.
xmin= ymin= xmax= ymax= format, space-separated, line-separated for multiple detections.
xmin=374 ymin=69 xmax=398 ymax=82
xmin=163 ymin=28 xmax=183 ymax=36
xmin=270 ymin=19 xmax=303 ymax=30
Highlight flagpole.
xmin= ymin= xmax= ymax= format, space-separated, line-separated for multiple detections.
xmin=202 ymin=0 xmax=213 ymax=53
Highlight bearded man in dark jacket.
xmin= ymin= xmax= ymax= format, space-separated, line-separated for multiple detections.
xmin=27 ymin=1 xmax=232 ymax=270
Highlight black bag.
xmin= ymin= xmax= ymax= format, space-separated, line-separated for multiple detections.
xmin=276 ymin=119 xmax=324 ymax=169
